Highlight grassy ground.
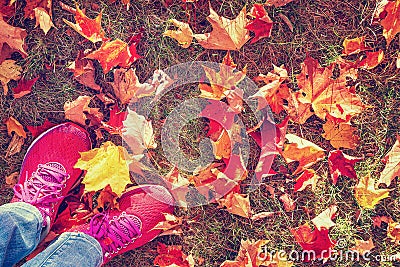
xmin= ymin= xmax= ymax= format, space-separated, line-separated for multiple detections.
xmin=1 ymin=0 xmax=399 ymax=266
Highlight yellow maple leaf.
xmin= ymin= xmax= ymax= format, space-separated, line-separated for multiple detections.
xmin=322 ymin=117 xmax=360 ymax=149
xmin=163 ymin=19 xmax=193 ymax=48
xmin=34 ymin=7 xmax=55 ymax=35
xmin=74 ymin=141 xmax=132 ymax=195
xmin=354 ymin=174 xmax=391 ymax=209
xmin=193 ymin=6 xmax=250 ymax=50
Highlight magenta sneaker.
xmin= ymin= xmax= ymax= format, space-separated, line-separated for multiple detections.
xmin=11 ymin=123 xmax=91 ymax=227
xmin=72 ymin=185 xmax=174 ymax=264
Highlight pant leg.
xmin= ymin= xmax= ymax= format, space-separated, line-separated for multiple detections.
xmin=22 ymin=232 xmax=103 ymax=267
xmin=0 ymin=202 xmax=44 ymax=267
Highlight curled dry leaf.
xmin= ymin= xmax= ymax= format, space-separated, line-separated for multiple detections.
xmin=5 ymin=171 xmax=18 ymax=187
xmin=64 ymin=95 xmax=103 ymax=126
xmin=5 ymin=116 xmax=27 ymax=138
xmin=67 ymin=52 xmax=101 ymax=91
xmin=245 ymin=4 xmax=273 ymax=44
xmin=122 ymin=108 xmax=157 ymax=156
xmin=0 ymin=59 xmax=22 ymax=94
xmin=151 ymin=212 xmax=183 ymax=236
xmin=377 ymin=135 xmax=400 ymax=186
xmin=163 ymin=19 xmax=193 ymax=48
xmin=342 ymin=36 xmax=370 ymax=55
xmin=101 ymin=106 xmax=127 ymax=135
xmin=328 ymin=150 xmax=363 ymax=184
xmin=12 ymin=76 xmax=39 ymax=98
xmin=96 ymin=184 xmax=119 ymax=211
xmin=74 ymin=141 xmax=132 ymax=195
xmin=63 ymin=5 xmax=105 ymax=43
xmin=86 ymin=38 xmax=141 ymax=74
xmin=281 ymin=134 xmax=325 ymax=175
xmin=279 ymin=193 xmax=296 ymax=212
xmin=5 ymin=134 xmax=24 ymax=157
xmin=359 ymin=50 xmax=385 ymax=69
xmin=354 ymin=174 xmax=391 ymax=209
xmin=218 ymin=186 xmax=251 ymax=218
xmin=311 ymin=205 xmax=337 ymax=231
xmin=111 ymin=68 xmax=154 ymax=105
xmin=34 ymin=7 xmax=55 ymax=35
xmin=193 ymin=6 xmax=250 ymax=50
xmin=0 ymin=14 xmax=27 ymax=60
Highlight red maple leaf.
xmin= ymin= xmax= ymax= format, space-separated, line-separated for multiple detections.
xmin=12 ymin=77 xmax=39 ymax=98
xmin=328 ymin=150 xmax=363 ymax=184
xmin=245 ymin=4 xmax=273 ymax=44
xmin=26 ymin=119 xmax=57 ymax=138
xmin=101 ymin=106 xmax=128 ymax=135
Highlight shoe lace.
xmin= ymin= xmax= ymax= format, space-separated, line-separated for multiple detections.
xmin=88 ymin=212 xmax=142 ymax=258
xmin=13 ymin=163 xmax=69 ymax=217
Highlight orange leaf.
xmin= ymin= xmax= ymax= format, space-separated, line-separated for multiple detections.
xmin=63 ymin=5 xmax=105 ymax=43
xmin=163 ymin=167 xmax=190 ymax=207
xmin=220 ymin=239 xmax=269 ymax=267
xmin=380 ymin=0 xmax=400 ymax=45
xmin=350 ymin=238 xmax=375 ymax=256
xmin=96 ymin=184 xmax=119 ymax=211
xmin=86 ymin=38 xmax=141 ymax=74
xmin=387 ymin=219 xmax=400 ymax=244
xmin=64 ymin=95 xmax=103 ymax=126
xmin=342 ymin=36 xmax=370 ymax=55
xmin=163 ymin=19 xmax=193 ymax=48
xmin=322 ymin=116 xmax=360 ymax=149
xmin=354 ymin=174 xmax=391 ymax=209
xmin=5 ymin=116 xmax=26 ymax=138
xmin=377 ymin=135 xmax=400 ymax=186
xmin=281 ymin=134 xmax=325 ymax=174
xmin=212 ymin=129 xmax=231 ymax=160
xmin=218 ymin=187 xmax=251 ymax=218
xmin=110 ymin=68 xmax=154 ymax=105
xmin=279 ymin=193 xmax=296 ymax=212
xmin=5 ymin=171 xmax=18 ymax=187
xmin=151 ymin=212 xmax=183 ymax=236
xmin=0 ymin=59 xmax=22 ymax=94
xmin=5 ymin=134 xmax=24 ymax=157
xmin=295 ymin=56 xmax=364 ymax=121
xmin=193 ymin=6 xmax=250 ymax=50
xmin=359 ymin=50 xmax=385 ymax=69
xmin=264 ymin=0 xmax=296 ymax=7
xmin=328 ymin=150 xmax=363 ymax=184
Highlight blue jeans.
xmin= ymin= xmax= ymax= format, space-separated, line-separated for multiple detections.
xmin=0 ymin=202 xmax=103 ymax=267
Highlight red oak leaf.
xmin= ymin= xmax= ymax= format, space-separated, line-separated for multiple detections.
xmin=328 ymin=150 xmax=363 ymax=184
xmin=26 ymin=119 xmax=57 ymax=138
xmin=12 ymin=76 xmax=39 ymax=98
xmin=245 ymin=4 xmax=273 ymax=44
xmin=86 ymin=36 xmax=141 ymax=74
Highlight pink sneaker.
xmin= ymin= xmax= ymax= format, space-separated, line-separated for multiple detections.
xmin=73 ymin=185 xmax=174 ymax=264
xmin=11 ymin=123 xmax=91 ymax=227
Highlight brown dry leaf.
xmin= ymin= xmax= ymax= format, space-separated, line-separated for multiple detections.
xmin=5 ymin=171 xmax=18 ymax=187
xmin=111 ymin=68 xmax=154 ymax=105
xmin=342 ymin=36 xmax=370 ymax=55
xmin=264 ymin=0 xmax=296 ymax=7
xmin=387 ymin=219 xmax=400 ymax=244
xmin=0 ymin=14 xmax=27 ymax=60
xmin=350 ymin=238 xmax=375 ymax=256
xmin=122 ymin=108 xmax=156 ymax=156
xmin=63 ymin=5 xmax=105 ymax=43
xmin=279 ymin=193 xmax=296 ymax=212
xmin=0 ymin=59 xmax=22 ymax=94
xmin=322 ymin=116 xmax=360 ymax=150
xmin=218 ymin=187 xmax=251 ymax=218
xmin=163 ymin=19 xmax=193 ymax=48
xmin=74 ymin=141 xmax=132 ymax=195
xmin=378 ymin=135 xmax=400 ymax=186
xmin=281 ymin=134 xmax=326 ymax=174
xmin=67 ymin=52 xmax=101 ymax=91
xmin=5 ymin=134 xmax=24 ymax=157
xmin=311 ymin=205 xmax=337 ymax=230
xmin=34 ymin=7 xmax=55 ymax=35
xmin=193 ymin=6 xmax=250 ymax=50
xmin=96 ymin=184 xmax=119 ymax=211
xmin=354 ymin=174 xmax=391 ymax=209
xmin=380 ymin=0 xmax=400 ymax=45
xmin=5 ymin=116 xmax=27 ymax=138
xmin=64 ymin=95 xmax=103 ymax=126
